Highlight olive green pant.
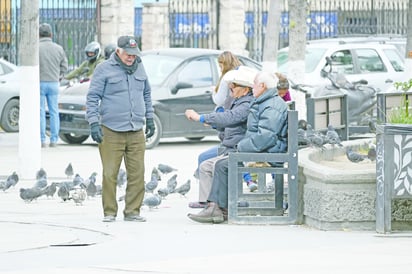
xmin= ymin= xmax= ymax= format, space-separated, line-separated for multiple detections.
xmin=99 ymin=126 xmax=146 ymax=217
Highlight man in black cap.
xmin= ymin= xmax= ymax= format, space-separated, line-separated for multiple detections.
xmin=86 ymin=35 xmax=155 ymax=223
xmin=39 ymin=23 xmax=68 ymax=148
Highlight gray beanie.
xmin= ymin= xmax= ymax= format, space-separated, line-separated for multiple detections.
xmin=39 ymin=23 xmax=52 ymax=37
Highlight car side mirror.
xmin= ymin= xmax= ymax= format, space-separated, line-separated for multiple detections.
xmin=171 ymin=82 xmax=193 ymax=94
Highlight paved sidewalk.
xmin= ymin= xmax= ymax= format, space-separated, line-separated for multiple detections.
xmin=1 ymin=132 xmax=412 ymax=274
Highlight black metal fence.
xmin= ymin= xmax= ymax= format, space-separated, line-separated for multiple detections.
xmin=0 ymin=0 xmax=98 ymax=67
xmin=168 ymin=0 xmax=408 ymax=61
xmin=1 ymin=0 xmax=409 ymax=65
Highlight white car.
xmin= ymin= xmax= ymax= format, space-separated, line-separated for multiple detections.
xmin=277 ymin=40 xmax=405 ymax=93
xmin=0 ymin=58 xmax=20 ymax=132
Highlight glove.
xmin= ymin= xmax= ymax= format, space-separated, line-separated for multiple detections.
xmin=145 ymin=118 xmax=155 ymax=138
xmin=90 ymin=122 xmax=103 ymax=143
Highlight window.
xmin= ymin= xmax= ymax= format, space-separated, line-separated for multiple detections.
xmin=355 ymin=49 xmax=386 ymax=73
xmin=330 ymin=50 xmax=354 ymax=74
xmin=178 ymin=58 xmax=213 ymax=86
xmin=383 ymin=49 xmax=404 ymax=72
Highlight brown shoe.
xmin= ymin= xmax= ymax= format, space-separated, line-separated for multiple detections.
xmin=187 ymin=202 xmax=224 ymax=223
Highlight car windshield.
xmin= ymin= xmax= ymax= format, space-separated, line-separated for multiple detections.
xmin=141 ymin=54 xmax=183 ymax=85
xmin=277 ymin=48 xmax=327 ymax=73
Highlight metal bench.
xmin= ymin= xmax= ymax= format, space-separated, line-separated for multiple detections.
xmin=227 ymin=110 xmax=301 ymax=224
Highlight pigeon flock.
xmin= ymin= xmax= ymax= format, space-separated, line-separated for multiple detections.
xmin=1 ymin=162 xmax=191 ymax=211
xmin=118 ymin=164 xmax=192 ymax=210
xmin=297 ymin=123 xmax=376 ymax=164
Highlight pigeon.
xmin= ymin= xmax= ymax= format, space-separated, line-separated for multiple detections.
xmin=1 ymin=171 xmax=19 ymax=191
xmin=143 ymin=193 xmax=162 ymax=209
xmin=174 ymin=179 xmax=191 ymax=197
xmin=367 ymin=143 xmax=377 ymax=162
xmin=298 ymin=119 xmax=308 ymax=130
xmin=145 ymin=175 xmax=158 ymax=193
xmin=65 ymin=163 xmax=74 ymax=178
xmin=84 ymin=172 xmax=98 ymax=197
xmin=166 ymin=174 xmax=178 ymax=193
xmin=117 ymin=168 xmax=127 ymax=188
xmin=345 ymin=147 xmax=367 ymax=163
xmin=325 ymin=124 xmax=343 ymax=147
xmin=297 ymin=128 xmax=309 ymax=146
xmin=19 ymin=187 xmax=46 ymax=202
xmin=70 ymin=186 xmax=87 ymax=205
xmin=306 ymin=125 xmax=326 ymax=149
xmin=157 ymin=187 xmax=169 ymax=199
xmin=158 ymin=163 xmax=177 ymax=174
xmin=151 ymin=167 xmax=162 ymax=181
xmin=44 ymin=182 xmax=58 ymax=198
xmin=36 ymin=168 xmax=47 ymax=180
xmin=72 ymin=174 xmax=84 ymax=186
xmin=57 ymin=182 xmax=71 ymax=202
xmin=33 ymin=177 xmax=48 ymax=189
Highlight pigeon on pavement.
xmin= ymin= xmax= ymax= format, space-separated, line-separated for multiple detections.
xmin=117 ymin=168 xmax=127 ymax=188
xmin=158 ymin=163 xmax=177 ymax=174
xmin=36 ymin=168 xmax=47 ymax=180
xmin=143 ymin=193 xmax=162 ymax=209
xmin=57 ymin=182 xmax=71 ymax=202
xmin=157 ymin=187 xmax=169 ymax=199
xmin=151 ymin=167 xmax=162 ymax=181
xmin=174 ymin=179 xmax=191 ymax=197
xmin=65 ymin=163 xmax=74 ymax=178
xmin=70 ymin=186 xmax=87 ymax=205
xmin=33 ymin=177 xmax=48 ymax=189
xmin=44 ymin=182 xmax=58 ymax=198
xmin=167 ymin=174 xmax=178 ymax=193
xmin=145 ymin=175 xmax=158 ymax=193
xmin=0 ymin=171 xmax=19 ymax=191
xmin=19 ymin=187 xmax=46 ymax=202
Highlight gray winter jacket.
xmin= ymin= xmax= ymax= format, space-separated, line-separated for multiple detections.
xmin=202 ymin=92 xmax=253 ymax=155
xmin=86 ymin=54 xmax=154 ymax=132
xmin=237 ymin=88 xmax=288 ymax=154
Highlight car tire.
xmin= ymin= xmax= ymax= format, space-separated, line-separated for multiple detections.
xmin=145 ymin=114 xmax=162 ymax=149
xmin=59 ymin=133 xmax=89 ymax=144
xmin=185 ymin=137 xmax=205 ymax=141
xmin=0 ymin=98 xmax=19 ymax=132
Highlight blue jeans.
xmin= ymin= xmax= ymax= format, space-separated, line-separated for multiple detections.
xmin=194 ymin=145 xmax=219 ymax=177
xmin=40 ymin=81 xmax=60 ymax=143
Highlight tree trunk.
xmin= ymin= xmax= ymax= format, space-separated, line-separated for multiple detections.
xmin=287 ymin=0 xmax=308 ymax=120
xmin=405 ymin=0 xmax=412 ymax=76
xmin=262 ymin=0 xmax=282 ymax=72
xmin=18 ymin=0 xmax=41 ymax=179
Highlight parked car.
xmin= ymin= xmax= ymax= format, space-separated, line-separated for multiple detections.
xmin=52 ymin=48 xmax=261 ymax=148
xmin=277 ymin=40 xmax=405 ymax=94
xmin=0 ymin=58 xmax=20 ymax=132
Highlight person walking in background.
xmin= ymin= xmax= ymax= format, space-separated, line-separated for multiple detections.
xmin=39 ymin=23 xmax=68 ymax=148
xmin=65 ymin=41 xmax=105 ymax=82
xmin=86 ymin=36 xmax=155 ymax=223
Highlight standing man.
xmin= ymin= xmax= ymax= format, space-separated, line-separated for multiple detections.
xmin=39 ymin=23 xmax=68 ymax=148
xmin=86 ymin=36 xmax=155 ymax=223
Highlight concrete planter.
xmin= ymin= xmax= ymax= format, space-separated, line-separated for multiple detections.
xmin=299 ymin=139 xmax=377 ymax=231
xmin=376 ymin=124 xmax=412 ymax=233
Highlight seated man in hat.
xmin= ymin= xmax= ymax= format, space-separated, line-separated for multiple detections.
xmin=185 ymin=66 xmax=257 ymax=210
xmin=187 ymin=71 xmax=289 ymax=223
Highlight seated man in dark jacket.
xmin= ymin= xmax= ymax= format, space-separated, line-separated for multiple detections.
xmin=188 ymin=70 xmax=288 ymax=223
